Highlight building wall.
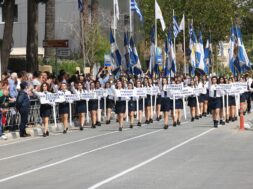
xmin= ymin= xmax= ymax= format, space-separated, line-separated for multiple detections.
xmin=0 ymin=0 xmax=131 ymax=55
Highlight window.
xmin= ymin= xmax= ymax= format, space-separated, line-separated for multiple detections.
xmin=1 ymin=4 xmax=18 ymax=23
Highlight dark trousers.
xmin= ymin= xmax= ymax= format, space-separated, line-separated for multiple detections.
xmin=19 ymin=109 xmax=29 ymax=135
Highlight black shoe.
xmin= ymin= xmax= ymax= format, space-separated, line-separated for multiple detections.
xmin=149 ymin=119 xmax=153 ymax=123
xmin=130 ymin=125 xmax=133 ymax=128
xmin=164 ymin=125 xmax=168 ymax=129
xmin=96 ymin=122 xmax=101 ymax=126
xmin=63 ymin=130 xmax=67 ymax=134
xmin=229 ymin=117 xmax=232 ymax=121
xmin=119 ymin=127 xmax=123 ymax=131
xmin=156 ymin=117 xmax=160 ymax=121
xmin=221 ymin=121 xmax=225 ymax=125
xmin=106 ymin=120 xmax=110 ymax=124
xmin=235 ymin=117 xmax=238 ymax=121
xmin=199 ymin=115 xmax=202 ymax=119
xmin=91 ymin=124 xmax=96 ymax=128
xmin=43 ymin=133 xmax=47 ymax=137
xmin=191 ymin=118 xmax=194 ymax=122
xmin=20 ymin=133 xmax=31 ymax=137
xmin=137 ymin=122 xmax=141 ymax=127
xmin=134 ymin=114 xmax=137 ymax=118
xmin=177 ymin=121 xmax=181 ymax=125
xmin=232 ymin=117 xmax=236 ymax=122
xmin=203 ymin=113 xmax=207 ymax=117
xmin=214 ymin=120 xmax=218 ymax=128
xmin=80 ymin=126 xmax=83 ymax=131
xmin=195 ymin=116 xmax=199 ymax=120
xmin=159 ymin=115 xmax=162 ymax=120
xmin=173 ymin=122 xmax=177 ymax=127
xmin=226 ymin=119 xmax=229 ymax=123
xmin=145 ymin=120 xmax=150 ymax=124
xmin=66 ymin=128 xmax=69 ymax=131
xmin=46 ymin=131 xmax=49 ymax=136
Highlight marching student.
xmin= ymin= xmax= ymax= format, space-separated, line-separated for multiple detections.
xmin=144 ymin=77 xmax=152 ymax=124
xmin=33 ymin=82 xmax=53 ymax=137
xmin=209 ymin=76 xmax=222 ymax=128
xmin=171 ymin=79 xmax=183 ymax=126
xmin=135 ymin=79 xmax=144 ymax=127
xmin=114 ymin=80 xmax=126 ymax=131
xmin=95 ymin=81 xmax=103 ymax=126
xmin=128 ymin=82 xmax=136 ymax=128
xmin=58 ymin=82 xmax=71 ymax=133
xmin=218 ymin=76 xmax=226 ymax=125
xmin=228 ymin=78 xmax=236 ymax=122
xmin=71 ymin=81 xmax=87 ymax=131
xmin=202 ymin=75 xmax=209 ymax=116
xmin=105 ymin=81 xmax=115 ymax=124
xmin=88 ymin=81 xmax=98 ymax=128
xmin=154 ymin=79 xmax=162 ymax=121
xmin=160 ymin=77 xmax=170 ymax=129
xmin=188 ymin=80 xmax=197 ymax=122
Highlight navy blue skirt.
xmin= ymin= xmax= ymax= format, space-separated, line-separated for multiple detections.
xmin=76 ymin=100 xmax=87 ymax=114
xmin=128 ymin=100 xmax=137 ymax=112
xmin=59 ymin=103 xmax=69 ymax=115
xmin=40 ymin=104 xmax=52 ymax=118
xmin=228 ymin=95 xmax=236 ymax=106
xmin=89 ymin=99 xmax=98 ymax=111
xmin=106 ymin=98 xmax=115 ymax=109
xmin=188 ymin=96 xmax=197 ymax=107
xmin=209 ymin=97 xmax=221 ymax=110
xmin=156 ymin=95 xmax=162 ymax=105
xmin=199 ymin=94 xmax=205 ymax=103
xmin=161 ymin=98 xmax=171 ymax=112
xmin=138 ymin=99 xmax=144 ymax=111
xmin=115 ymin=100 xmax=126 ymax=114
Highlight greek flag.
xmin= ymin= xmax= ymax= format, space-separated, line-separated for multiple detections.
xmin=173 ymin=16 xmax=180 ymax=38
xmin=165 ymin=32 xmax=176 ymax=76
xmin=78 ymin=0 xmax=83 ymax=13
xmin=236 ymin=27 xmax=251 ymax=72
xmin=149 ymin=26 xmax=156 ymax=73
xmin=189 ymin=23 xmax=196 ymax=76
xmin=197 ymin=32 xmax=208 ymax=74
xmin=228 ymin=28 xmax=236 ymax=75
xmin=123 ymin=32 xmax=130 ymax=71
xmin=130 ymin=0 xmax=143 ymax=22
xmin=110 ymin=28 xmax=122 ymax=70
xmin=129 ymin=37 xmax=142 ymax=75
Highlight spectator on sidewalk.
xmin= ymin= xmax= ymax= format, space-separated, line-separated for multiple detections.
xmin=16 ymin=81 xmax=31 ymax=137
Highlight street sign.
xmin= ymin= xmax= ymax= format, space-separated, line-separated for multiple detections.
xmin=57 ymin=48 xmax=71 ymax=57
xmin=43 ymin=40 xmax=69 ymax=48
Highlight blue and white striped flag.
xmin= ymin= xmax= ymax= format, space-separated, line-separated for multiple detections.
xmin=173 ymin=16 xmax=180 ymax=38
xmin=165 ymin=32 xmax=176 ymax=75
xmin=130 ymin=37 xmax=142 ymax=75
xmin=130 ymin=0 xmax=143 ymax=22
xmin=110 ymin=28 xmax=122 ymax=71
xmin=78 ymin=0 xmax=83 ymax=13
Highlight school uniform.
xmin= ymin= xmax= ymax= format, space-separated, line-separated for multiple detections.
xmin=40 ymin=92 xmax=52 ymax=117
xmin=209 ymin=84 xmax=222 ymax=110
xmin=106 ymin=88 xmax=115 ymax=109
xmin=76 ymin=90 xmax=87 ymax=114
xmin=187 ymin=86 xmax=197 ymax=108
xmin=88 ymin=89 xmax=98 ymax=111
xmin=161 ymin=85 xmax=171 ymax=112
xmin=114 ymin=89 xmax=126 ymax=114
xmin=58 ymin=90 xmax=71 ymax=115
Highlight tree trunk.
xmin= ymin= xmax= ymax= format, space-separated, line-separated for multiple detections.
xmin=26 ymin=0 xmax=38 ymax=72
xmin=1 ymin=0 xmax=15 ymax=73
xmin=45 ymin=0 xmax=55 ymax=58
xmin=91 ymin=0 xmax=98 ymax=24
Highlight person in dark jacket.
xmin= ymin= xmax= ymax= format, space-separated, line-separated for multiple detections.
xmin=16 ymin=81 xmax=31 ymax=137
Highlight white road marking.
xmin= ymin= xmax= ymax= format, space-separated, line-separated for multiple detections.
xmin=0 ymin=129 xmax=162 ymax=183
xmin=88 ymin=128 xmax=215 ymax=189
xmin=0 ymin=129 xmax=130 ymax=161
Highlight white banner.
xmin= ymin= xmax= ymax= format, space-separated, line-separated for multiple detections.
xmin=134 ymin=88 xmax=147 ymax=97
xmin=65 ymin=94 xmax=80 ymax=102
xmin=119 ymin=89 xmax=134 ymax=98
xmin=80 ymin=92 xmax=96 ymax=100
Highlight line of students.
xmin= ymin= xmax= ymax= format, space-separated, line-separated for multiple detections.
xmin=32 ymin=74 xmax=252 ymax=135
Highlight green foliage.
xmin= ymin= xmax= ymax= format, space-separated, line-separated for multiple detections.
xmin=93 ymin=32 xmax=110 ymax=66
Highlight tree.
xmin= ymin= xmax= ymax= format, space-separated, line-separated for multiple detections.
xmin=44 ymin=0 xmax=55 ymax=58
xmin=1 ymin=0 xmax=15 ymax=73
xmin=26 ymin=0 xmax=47 ymax=72
xmin=26 ymin=0 xmax=39 ymax=72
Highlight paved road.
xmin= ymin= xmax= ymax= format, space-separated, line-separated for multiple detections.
xmin=0 ymin=115 xmax=253 ymax=189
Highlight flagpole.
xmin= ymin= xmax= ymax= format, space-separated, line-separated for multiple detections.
xmin=183 ymin=14 xmax=186 ymax=75
xmin=173 ymin=9 xmax=176 ymax=76
xmin=129 ymin=0 xmax=132 ymax=35
xmin=155 ymin=1 xmax=157 ymax=49
xmin=81 ymin=12 xmax=86 ymax=75
xmin=113 ymin=0 xmax=116 ymax=42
